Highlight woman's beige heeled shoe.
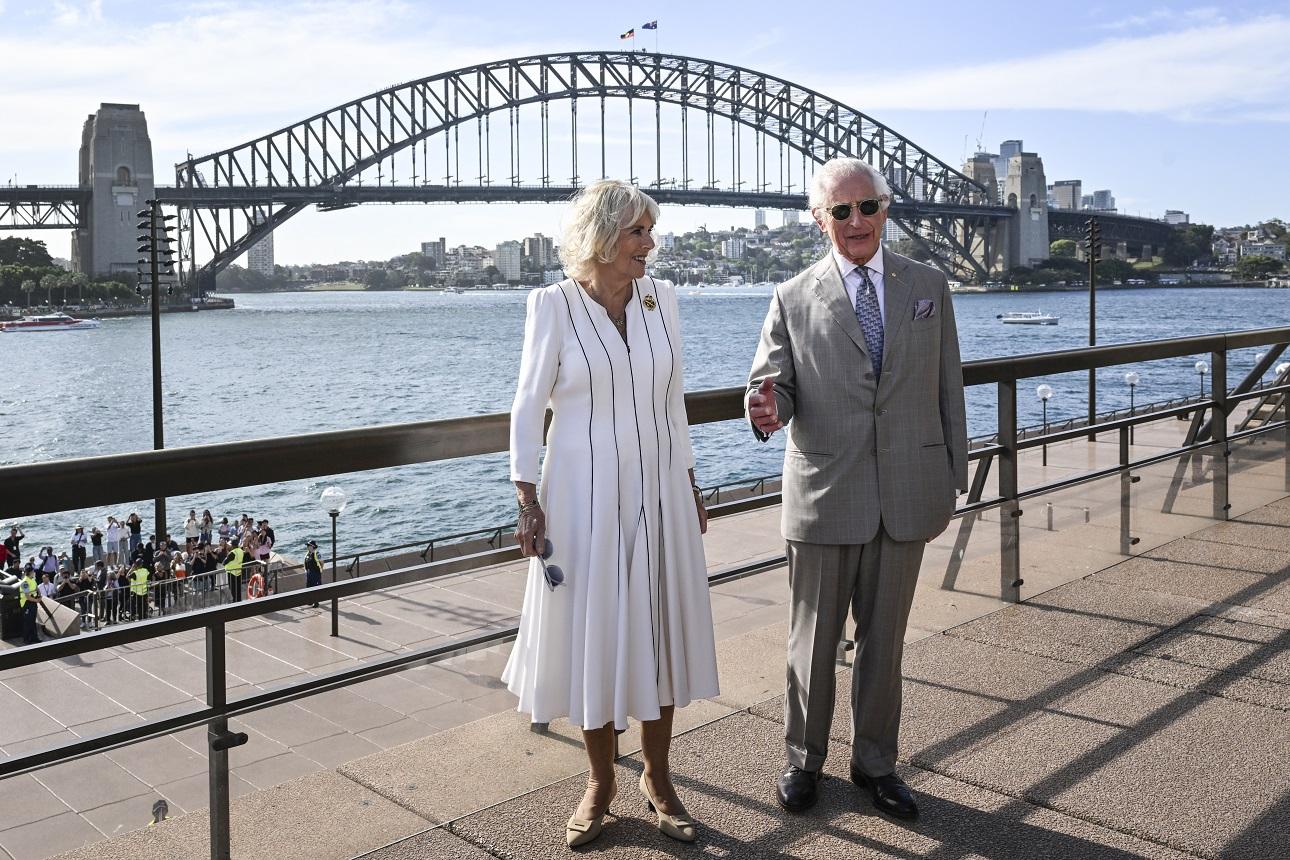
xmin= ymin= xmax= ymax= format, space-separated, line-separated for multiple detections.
xmin=639 ymin=773 xmax=697 ymax=842
xmin=566 ymin=781 xmax=616 ymax=848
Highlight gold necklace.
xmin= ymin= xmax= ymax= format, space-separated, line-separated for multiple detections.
xmin=609 ymin=311 xmax=628 ymax=343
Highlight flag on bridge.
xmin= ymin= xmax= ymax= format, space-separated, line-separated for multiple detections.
xmin=620 ymin=28 xmax=634 ymax=39
xmin=641 ymin=20 xmax=658 ymax=29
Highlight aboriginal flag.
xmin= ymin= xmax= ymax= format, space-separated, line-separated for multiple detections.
xmin=620 ymin=29 xmax=634 ymax=39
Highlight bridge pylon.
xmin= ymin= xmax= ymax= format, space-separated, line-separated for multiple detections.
xmin=1003 ymin=151 xmax=1050 ymax=269
xmin=72 ymin=103 xmax=155 ymax=278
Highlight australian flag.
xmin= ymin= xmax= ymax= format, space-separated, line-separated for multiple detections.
xmin=642 ymin=20 xmax=658 ymax=29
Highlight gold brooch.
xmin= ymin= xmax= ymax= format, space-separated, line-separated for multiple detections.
xmin=642 ymin=294 xmax=657 ymax=311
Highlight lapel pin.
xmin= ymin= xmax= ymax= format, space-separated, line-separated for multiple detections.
xmin=642 ymin=294 xmax=657 ymax=311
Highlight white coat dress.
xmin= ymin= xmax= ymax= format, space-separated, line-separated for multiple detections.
xmin=502 ymin=277 xmax=720 ymax=730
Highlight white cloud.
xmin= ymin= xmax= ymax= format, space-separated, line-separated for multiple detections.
xmin=0 ymin=1 xmax=542 ymax=171
xmin=52 ymin=0 xmax=103 ymax=26
xmin=819 ymin=15 xmax=1290 ymax=122
xmin=1100 ymin=5 xmax=1226 ymax=31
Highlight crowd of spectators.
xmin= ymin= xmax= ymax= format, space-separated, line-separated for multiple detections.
xmin=3 ymin=510 xmax=282 ymax=644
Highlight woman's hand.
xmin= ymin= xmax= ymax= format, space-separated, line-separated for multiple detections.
xmin=693 ymin=490 xmax=708 ymax=535
xmin=514 ymin=482 xmax=546 ymax=557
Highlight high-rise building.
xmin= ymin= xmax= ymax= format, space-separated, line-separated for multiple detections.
xmin=722 ymin=236 xmax=746 ymax=259
xmin=1049 ymin=180 xmax=1082 ymax=211
xmin=1163 ymin=210 xmax=1190 ymax=225
xmin=1090 ymin=189 xmax=1116 ymax=211
xmin=754 ymin=209 xmax=766 ymax=229
xmin=494 ymin=241 xmax=522 ymax=281
xmin=658 ymin=232 xmax=677 ymax=250
xmin=420 ymin=238 xmax=446 ymax=267
xmin=247 ymin=210 xmax=274 ymax=276
xmin=782 ymin=210 xmax=801 ymax=227
xmin=522 ymin=234 xmax=554 ymax=267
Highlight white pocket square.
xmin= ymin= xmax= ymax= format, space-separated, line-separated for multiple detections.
xmin=913 ymin=299 xmax=936 ymax=320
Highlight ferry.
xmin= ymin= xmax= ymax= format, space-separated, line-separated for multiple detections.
xmin=1 ymin=312 xmax=102 ymax=333
xmin=997 ymin=311 xmax=1059 ymax=326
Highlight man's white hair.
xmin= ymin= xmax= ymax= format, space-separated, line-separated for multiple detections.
xmin=808 ymin=158 xmax=892 ymax=211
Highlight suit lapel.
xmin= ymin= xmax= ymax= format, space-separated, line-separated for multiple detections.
xmin=881 ymin=254 xmax=914 ymax=356
xmin=810 ymin=257 xmax=867 ymax=355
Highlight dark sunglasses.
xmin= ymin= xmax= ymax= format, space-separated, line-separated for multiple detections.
xmin=538 ymin=538 xmax=564 ymax=591
xmin=826 ymin=197 xmax=887 ymax=221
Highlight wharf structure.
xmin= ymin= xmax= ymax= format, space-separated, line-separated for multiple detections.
xmin=0 ymin=327 xmax=1287 ymax=860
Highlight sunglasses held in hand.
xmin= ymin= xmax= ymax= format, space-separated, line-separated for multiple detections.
xmin=539 ymin=539 xmax=564 ymax=591
xmin=826 ymin=197 xmax=887 ymax=220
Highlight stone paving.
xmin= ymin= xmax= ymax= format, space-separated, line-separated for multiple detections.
xmin=0 ymin=412 xmax=1283 ymax=859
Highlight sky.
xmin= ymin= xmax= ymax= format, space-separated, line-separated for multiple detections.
xmin=1 ymin=0 xmax=1288 ymax=266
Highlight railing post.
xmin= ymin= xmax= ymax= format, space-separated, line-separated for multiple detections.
xmin=1211 ymin=348 xmax=1229 ymax=521
xmin=1119 ymin=425 xmax=1138 ymax=555
xmin=998 ymin=380 xmax=1021 ymax=602
xmin=206 ymin=622 xmax=231 ymax=860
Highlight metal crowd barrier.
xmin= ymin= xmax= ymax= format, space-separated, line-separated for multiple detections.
xmin=0 ymin=325 xmax=1288 ymax=860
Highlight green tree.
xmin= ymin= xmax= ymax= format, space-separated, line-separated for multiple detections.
xmin=1235 ymin=255 xmax=1284 ymax=281
xmin=1162 ymin=224 xmax=1215 ymax=267
xmin=1050 ymin=239 xmax=1078 ymax=258
xmin=362 ymin=268 xmax=389 ymax=290
xmin=20 ymin=279 xmax=36 ymax=308
xmin=1095 ymin=258 xmax=1136 ymax=283
xmin=39 ymin=272 xmax=59 ymax=305
xmin=0 ymin=237 xmax=55 ymax=267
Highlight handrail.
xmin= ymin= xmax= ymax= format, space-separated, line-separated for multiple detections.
xmin=2 ymin=324 xmax=1287 ymax=860
xmin=4 ymin=325 xmax=1288 ymax=521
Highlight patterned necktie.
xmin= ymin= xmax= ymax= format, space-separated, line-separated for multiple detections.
xmin=853 ymin=266 xmax=884 ymax=376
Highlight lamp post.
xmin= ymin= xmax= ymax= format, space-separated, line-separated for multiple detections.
xmin=136 ymin=200 xmax=177 ymax=536
xmin=1195 ymin=360 xmax=1209 ymax=401
xmin=1124 ymin=372 xmax=1140 ymax=444
xmin=1036 ymin=384 xmax=1054 ymax=466
xmin=319 ymin=486 xmax=347 ymax=638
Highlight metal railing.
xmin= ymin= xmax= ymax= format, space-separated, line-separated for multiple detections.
xmin=1 ymin=325 xmax=1288 ymax=860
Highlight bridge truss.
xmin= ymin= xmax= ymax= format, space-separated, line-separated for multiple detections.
xmin=172 ymin=51 xmax=1007 ymax=286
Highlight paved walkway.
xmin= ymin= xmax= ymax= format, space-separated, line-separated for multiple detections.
xmin=0 ymin=412 xmax=1283 ymax=859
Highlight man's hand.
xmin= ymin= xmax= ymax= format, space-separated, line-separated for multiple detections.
xmin=748 ymin=377 xmax=783 ymax=436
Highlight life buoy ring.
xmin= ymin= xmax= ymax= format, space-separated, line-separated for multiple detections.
xmin=246 ymin=573 xmax=265 ymax=600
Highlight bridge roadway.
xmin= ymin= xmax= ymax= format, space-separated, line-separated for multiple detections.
xmin=0 ymin=408 xmax=1285 ymax=859
xmin=1 ymin=184 xmax=1170 ymax=247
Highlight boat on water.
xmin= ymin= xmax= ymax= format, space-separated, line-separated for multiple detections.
xmin=997 ymin=311 xmax=1059 ymax=325
xmin=1 ymin=312 xmax=102 ymax=332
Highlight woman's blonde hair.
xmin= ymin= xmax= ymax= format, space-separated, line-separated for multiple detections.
xmin=559 ymin=180 xmax=660 ymax=280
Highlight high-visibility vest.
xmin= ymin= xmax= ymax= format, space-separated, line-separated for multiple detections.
xmin=130 ymin=567 xmax=150 ymax=595
xmin=18 ymin=575 xmax=38 ymax=608
xmin=224 ymin=547 xmax=245 ymax=578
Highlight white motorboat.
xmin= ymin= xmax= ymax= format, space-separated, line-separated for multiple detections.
xmin=997 ymin=311 xmax=1059 ymax=325
xmin=1 ymin=313 xmax=102 ymax=332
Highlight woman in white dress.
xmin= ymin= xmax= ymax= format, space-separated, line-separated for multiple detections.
xmin=504 ymin=180 xmax=719 ymax=848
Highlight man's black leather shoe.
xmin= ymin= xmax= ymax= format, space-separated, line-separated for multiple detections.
xmin=850 ymin=763 xmax=918 ymax=820
xmin=776 ymin=766 xmax=821 ymax=813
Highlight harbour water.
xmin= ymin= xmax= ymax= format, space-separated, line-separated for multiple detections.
xmin=1 ymin=285 xmax=1281 ymax=554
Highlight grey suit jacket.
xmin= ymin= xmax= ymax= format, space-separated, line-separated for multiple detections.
xmin=746 ymin=250 xmax=969 ymax=545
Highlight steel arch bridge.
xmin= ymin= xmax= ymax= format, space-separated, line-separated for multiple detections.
xmin=169 ymin=50 xmax=1011 ymax=286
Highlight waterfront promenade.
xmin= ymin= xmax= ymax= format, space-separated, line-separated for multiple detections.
xmin=0 ymin=409 xmax=1285 ymax=859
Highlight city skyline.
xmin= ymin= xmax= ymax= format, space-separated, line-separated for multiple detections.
xmin=1 ymin=1 xmax=1287 ymax=266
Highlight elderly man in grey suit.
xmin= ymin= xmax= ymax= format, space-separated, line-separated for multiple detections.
xmin=747 ymin=157 xmax=968 ymax=819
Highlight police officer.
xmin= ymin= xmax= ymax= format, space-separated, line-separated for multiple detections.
xmin=303 ymin=540 xmax=323 ymax=608
xmin=18 ymin=565 xmax=40 ymax=644
xmin=129 ymin=561 xmax=150 ymax=621
xmin=222 ymin=544 xmax=246 ymax=603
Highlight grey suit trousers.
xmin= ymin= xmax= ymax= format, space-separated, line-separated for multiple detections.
xmin=784 ymin=527 xmax=924 ymax=775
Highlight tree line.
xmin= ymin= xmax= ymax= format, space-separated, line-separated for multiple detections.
xmin=0 ymin=238 xmax=140 ymax=309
